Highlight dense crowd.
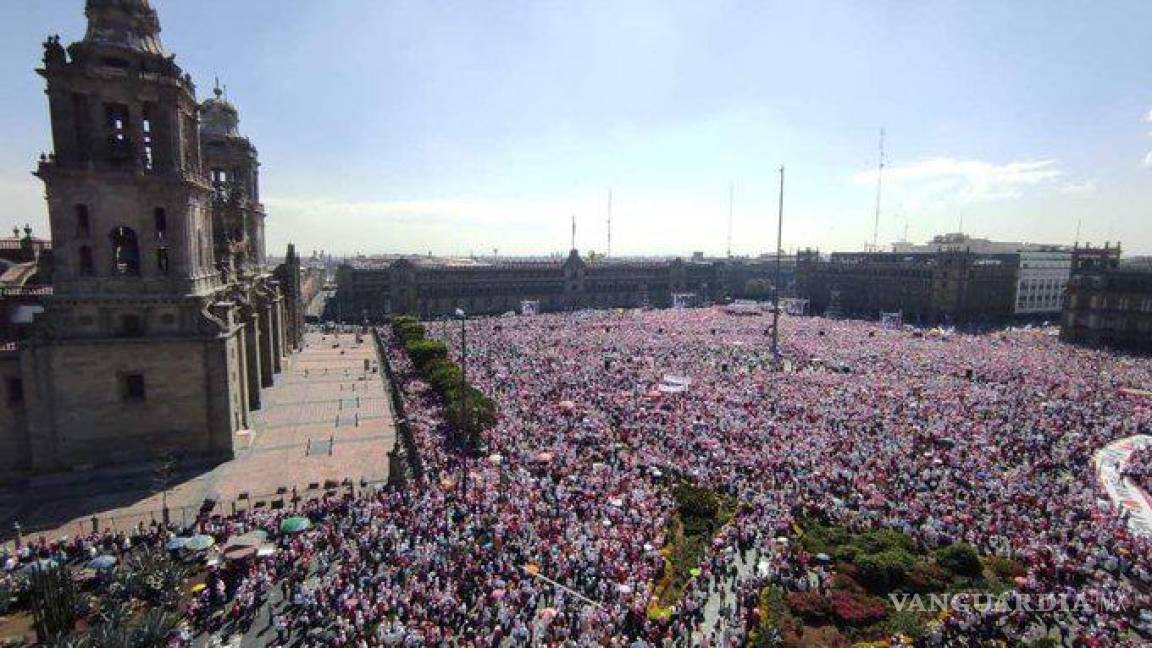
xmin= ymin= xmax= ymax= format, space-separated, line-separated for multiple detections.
xmin=6 ymin=309 xmax=1151 ymax=646
xmin=225 ymin=310 xmax=1152 ymax=645
xmin=1124 ymin=446 xmax=1152 ymax=495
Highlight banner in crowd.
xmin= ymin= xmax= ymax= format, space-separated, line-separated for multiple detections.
xmin=1093 ymin=434 xmax=1152 ymax=537
xmin=658 ymin=375 xmax=692 ymax=394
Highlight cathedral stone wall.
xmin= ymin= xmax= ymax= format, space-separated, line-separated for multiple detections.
xmin=0 ymin=355 xmax=31 ymax=480
xmin=19 ymin=337 xmax=238 ymax=471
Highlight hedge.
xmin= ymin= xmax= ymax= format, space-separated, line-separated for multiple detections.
xmin=405 ymin=339 xmax=449 ymax=371
xmin=397 ymin=322 xmax=426 ymax=344
xmin=390 ymin=317 xmax=496 ymax=445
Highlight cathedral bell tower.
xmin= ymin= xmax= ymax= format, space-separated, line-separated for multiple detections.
xmin=36 ymin=0 xmax=218 ymax=302
xmin=18 ymin=0 xmax=245 ymax=473
xmin=201 ymin=82 xmax=267 ymax=275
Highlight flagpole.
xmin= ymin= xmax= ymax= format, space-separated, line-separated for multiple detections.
xmin=772 ymin=165 xmax=784 ymax=358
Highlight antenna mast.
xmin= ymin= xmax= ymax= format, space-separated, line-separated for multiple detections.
xmin=571 ymin=214 xmax=576 ymax=251
xmin=872 ymin=128 xmax=885 ymax=251
xmin=727 ymin=182 xmax=734 ymax=258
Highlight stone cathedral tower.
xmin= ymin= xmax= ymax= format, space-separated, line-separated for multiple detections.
xmin=0 ymin=0 xmax=296 ymax=476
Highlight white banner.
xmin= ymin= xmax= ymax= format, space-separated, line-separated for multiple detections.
xmin=1093 ymin=434 xmax=1152 ymax=537
xmin=658 ymin=375 xmax=692 ymax=394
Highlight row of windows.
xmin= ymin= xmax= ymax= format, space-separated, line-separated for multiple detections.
xmin=73 ymin=204 xmax=166 ymax=239
xmin=6 ymin=373 xmax=145 ymax=409
xmin=71 ymin=204 xmax=172 ymax=277
xmin=1073 ymin=296 xmax=1152 ymax=312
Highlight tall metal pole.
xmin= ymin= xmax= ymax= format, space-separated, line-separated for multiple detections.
xmin=772 ymin=166 xmax=784 ymax=359
xmin=872 ymin=128 xmax=885 ymax=251
xmin=458 ymin=310 xmax=469 ymax=498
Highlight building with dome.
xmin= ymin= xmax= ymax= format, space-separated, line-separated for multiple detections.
xmin=0 ymin=0 xmax=311 ymax=481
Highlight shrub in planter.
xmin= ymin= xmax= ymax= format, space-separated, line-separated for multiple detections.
xmin=445 ymin=386 xmax=497 ymax=436
xmin=828 ymin=573 xmax=865 ymax=594
xmin=799 ymin=523 xmax=850 ymax=555
xmin=883 ymin=609 xmax=927 ymax=640
xmin=785 ymin=590 xmax=832 ymax=623
xmin=390 ymin=315 xmax=418 ymax=329
xmin=406 ymin=339 xmax=449 ymax=371
xmin=424 ymin=358 xmax=463 ymax=394
xmin=935 ymin=543 xmax=982 ymax=577
xmin=673 ymin=482 xmax=721 ymax=521
xmin=828 ymin=589 xmax=888 ymax=626
xmin=986 ymin=555 xmax=1026 ymax=580
xmin=905 ymin=561 xmax=951 ymax=593
xmin=832 ymin=543 xmax=860 ymax=564
xmin=759 ymin=586 xmax=803 ymax=638
xmin=855 ymin=549 xmax=917 ymax=594
xmin=797 ymin=625 xmax=849 ymax=647
xmin=397 ymin=322 xmax=426 ymax=344
xmin=854 ymin=529 xmax=917 ymax=555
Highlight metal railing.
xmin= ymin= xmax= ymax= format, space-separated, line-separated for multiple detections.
xmin=372 ymin=328 xmax=425 ymax=483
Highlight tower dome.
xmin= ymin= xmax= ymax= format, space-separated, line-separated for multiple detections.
xmin=83 ymin=0 xmax=165 ymax=55
xmin=201 ymin=83 xmax=241 ymax=139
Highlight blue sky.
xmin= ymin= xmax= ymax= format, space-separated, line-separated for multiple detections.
xmin=1 ymin=0 xmax=1150 ymax=257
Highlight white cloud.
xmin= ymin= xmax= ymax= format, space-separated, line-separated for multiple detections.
xmin=1145 ymin=109 xmax=1152 ymax=123
xmin=852 ymin=157 xmax=1064 ymax=205
xmin=1059 ymin=179 xmax=1097 ymax=196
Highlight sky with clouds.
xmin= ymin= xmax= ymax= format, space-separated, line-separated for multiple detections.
xmin=0 ymin=0 xmax=1150 ymax=257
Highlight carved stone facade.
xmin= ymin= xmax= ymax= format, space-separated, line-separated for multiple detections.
xmin=0 ymin=0 xmax=306 ymax=481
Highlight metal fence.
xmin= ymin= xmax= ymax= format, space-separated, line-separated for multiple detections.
xmin=373 ymin=327 xmax=425 ymax=483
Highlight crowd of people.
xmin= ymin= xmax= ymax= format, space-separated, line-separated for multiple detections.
xmin=423 ymin=309 xmax=1152 ymax=645
xmin=1124 ymin=446 xmax=1152 ymax=495
xmin=5 ymin=308 xmax=1151 ymax=646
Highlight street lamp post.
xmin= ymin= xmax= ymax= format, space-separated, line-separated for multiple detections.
xmin=455 ymin=307 xmax=469 ymax=500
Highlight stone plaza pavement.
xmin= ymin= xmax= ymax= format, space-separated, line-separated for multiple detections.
xmin=2 ymin=331 xmax=397 ymax=542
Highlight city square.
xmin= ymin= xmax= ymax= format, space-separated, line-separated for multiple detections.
xmin=0 ymin=1 xmax=1151 ymax=646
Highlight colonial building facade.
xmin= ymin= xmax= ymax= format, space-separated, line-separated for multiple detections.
xmin=796 ymin=249 xmax=1020 ymax=325
xmin=1061 ymin=244 xmax=1152 ymax=352
xmin=0 ymin=0 xmax=307 ymax=481
xmin=335 ymin=250 xmax=706 ymax=320
xmin=331 ymin=250 xmax=764 ymax=321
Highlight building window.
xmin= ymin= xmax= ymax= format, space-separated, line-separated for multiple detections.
xmin=122 ymin=373 xmax=146 ymax=401
xmin=6 ymin=378 xmax=23 ymax=407
xmin=104 ymin=103 xmax=131 ymax=163
xmin=142 ymin=103 xmax=155 ymax=170
xmin=156 ymin=246 xmax=169 ymax=274
xmin=154 ymin=207 xmax=167 ymax=240
xmin=109 ymin=226 xmax=140 ymax=275
xmin=119 ymin=314 xmax=144 ymax=337
xmin=78 ymin=246 xmax=94 ymax=276
xmin=76 ymin=204 xmax=91 ymax=237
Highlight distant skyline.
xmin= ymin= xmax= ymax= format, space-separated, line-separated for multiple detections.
xmin=1 ymin=1 xmax=1150 ymax=256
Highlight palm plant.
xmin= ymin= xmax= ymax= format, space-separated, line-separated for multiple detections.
xmin=27 ymin=566 xmax=80 ymax=641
